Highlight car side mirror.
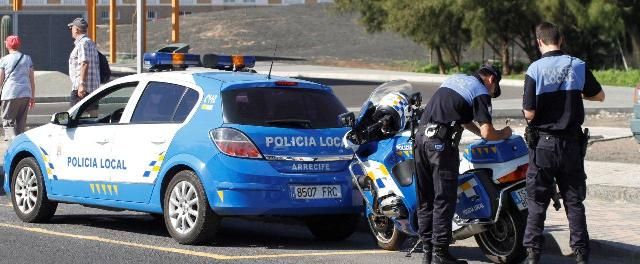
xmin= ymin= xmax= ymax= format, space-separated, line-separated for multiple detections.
xmin=338 ymin=112 xmax=356 ymax=127
xmin=51 ymin=112 xmax=70 ymax=126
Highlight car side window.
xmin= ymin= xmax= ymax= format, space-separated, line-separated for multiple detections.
xmin=130 ymin=82 xmax=199 ymax=123
xmin=76 ymin=82 xmax=138 ymax=125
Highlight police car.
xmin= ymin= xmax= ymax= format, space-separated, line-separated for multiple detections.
xmin=2 ymin=52 xmax=361 ymax=244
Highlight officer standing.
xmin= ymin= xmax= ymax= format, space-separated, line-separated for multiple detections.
xmin=416 ymin=64 xmax=512 ymax=264
xmin=522 ymin=22 xmax=605 ymax=264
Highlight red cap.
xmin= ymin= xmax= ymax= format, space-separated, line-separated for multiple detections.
xmin=5 ymin=35 xmax=20 ymax=50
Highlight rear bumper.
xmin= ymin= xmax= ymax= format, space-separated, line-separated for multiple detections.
xmin=202 ymin=155 xmax=362 ymax=216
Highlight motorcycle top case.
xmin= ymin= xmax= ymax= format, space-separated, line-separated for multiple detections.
xmin=463 ymin=136 xmax=528 ymax=164
xmin=456 ymin=172 xmax=497 ymax=220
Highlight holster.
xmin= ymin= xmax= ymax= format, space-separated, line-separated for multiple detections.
xmin=580 ymin=128 xmax=590 ymax=158
xmin=424 ymin=123 xmax=463 ymax=147
xmin=524 ymin=125 xmax=539 ymax=149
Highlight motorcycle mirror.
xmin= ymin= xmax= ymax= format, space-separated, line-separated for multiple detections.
xmin=338 ymin=112 xmax=356 ymax=127
xmin=409 ymin=92 xmax=422 ymax=107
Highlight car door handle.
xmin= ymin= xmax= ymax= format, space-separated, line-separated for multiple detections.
xmin=96 ymin=139 xmax=109 ymax=145
xmin=150 ymin=138 xmax=166 ymax=144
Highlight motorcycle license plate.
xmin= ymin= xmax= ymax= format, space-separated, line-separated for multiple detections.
xmin=290 ymin=185 xmax=342 ymax=199
xmin=510 ymin=187 xmax=528 ymax=210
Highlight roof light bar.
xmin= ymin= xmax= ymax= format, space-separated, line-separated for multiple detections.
xmin=201 ymin=54 xmax=256 ymax=71
xmin=143 ymin=52 xmax=201 ymax=71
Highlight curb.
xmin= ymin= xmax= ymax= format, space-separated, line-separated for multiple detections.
xmin=586 ymin=184 xmax=640 ymax=204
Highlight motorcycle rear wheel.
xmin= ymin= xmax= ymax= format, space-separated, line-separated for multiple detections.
xmin=474 ymin=206 xmax=527 ymax=263
xmin=366 ymin=213 xmax=407 ymax=251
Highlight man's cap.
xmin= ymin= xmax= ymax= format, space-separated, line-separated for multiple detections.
xmin=4 ymin=35 xmax=20 ymax=50
xmin=67 ymin=17 xmax=88 ymax=30
xmin=478 ymin=64 xmax=502 ymax=98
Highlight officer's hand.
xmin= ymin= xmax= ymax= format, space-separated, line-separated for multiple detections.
xmin=501 ymin=126 xmax=513 ymax=139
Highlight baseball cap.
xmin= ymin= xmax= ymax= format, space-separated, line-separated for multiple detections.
xmin=67 ymin=17 xmax=88 ymax=30
xmin=478 ymin=64 xmax=502 ymax=98
xmin=4 ymin=35 xmax=20 ymax=50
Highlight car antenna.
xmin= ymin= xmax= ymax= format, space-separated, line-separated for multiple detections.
xmin=267 ymin=43 xmax=277 ymax=79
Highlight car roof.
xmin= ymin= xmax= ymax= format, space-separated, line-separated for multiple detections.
xmin=115 ymin=68 xmax=331 ymax=93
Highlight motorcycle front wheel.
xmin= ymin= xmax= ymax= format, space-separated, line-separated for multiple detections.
xmin=474 ymin=206 xmax=527 ymax=263
xmin=366 ymin=213 xmax=407 ymax=250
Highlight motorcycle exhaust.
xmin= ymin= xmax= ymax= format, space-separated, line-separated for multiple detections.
xmin=452 ymin=224 xmax=487 ymax=241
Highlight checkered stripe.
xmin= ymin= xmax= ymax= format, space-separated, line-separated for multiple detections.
xmin=39 ymin=147 xmax=57 ymax=180
xmin=143 ymin=152 xmax=166 ymax=178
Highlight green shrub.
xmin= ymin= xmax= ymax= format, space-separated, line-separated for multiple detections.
xmin=592 ymin=69 xmax=640 ymax=87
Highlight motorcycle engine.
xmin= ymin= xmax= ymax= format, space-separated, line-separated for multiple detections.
xmin=379 ymin=194 xmax=408 ymax=219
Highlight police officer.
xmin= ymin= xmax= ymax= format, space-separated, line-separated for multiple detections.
xmin=522 ymin=22 xmax=605 ymax=264
xmin=416 ymin=64 xmax=512 ymax=264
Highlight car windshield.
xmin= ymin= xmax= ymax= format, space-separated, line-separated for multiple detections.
xmin=222 ymin=88 xmax=347 ymax=129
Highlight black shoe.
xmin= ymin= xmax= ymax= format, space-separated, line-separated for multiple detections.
xmin=423 ymin=244 xmax=433 ymax=264
xmin=574 ymin=248 xmax=589 ymax=264
xmin=432 ymin=245 xmax=467 ymax=264
xmin=525 ymin=248 xmax=540 ymax=264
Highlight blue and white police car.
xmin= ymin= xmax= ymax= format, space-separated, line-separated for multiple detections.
xmin=2 ymin=53 xmax=361 ymax=244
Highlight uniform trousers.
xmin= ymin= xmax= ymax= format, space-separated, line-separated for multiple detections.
xmin=415 ymin=131 xmax=459 ymax=246
xmin=523 ymin=133 xmax=589 ymax=251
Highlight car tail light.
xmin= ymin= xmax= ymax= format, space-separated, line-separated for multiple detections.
xmin=275 ymin=81 xmax=298 ymax=86
xmin=497 ymin=164 xmax=528 ymax=184
xmin=210 ymin=128 xmax=263 ymax=159
xmin=634 ymin=84 xmax=640 ymax=104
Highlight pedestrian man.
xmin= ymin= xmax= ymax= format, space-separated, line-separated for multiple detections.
xmin=416 ymin=64 xmax=512 ymax=264
xmin=68 ymin=17 xmax=99 ymax=112
xmin=522 ymin=22 xmax=605 ymax=264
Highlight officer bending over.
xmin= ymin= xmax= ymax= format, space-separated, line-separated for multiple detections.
xmin=416 ymin=64 xmax=512 ymax=264
xmin=522 ymin=22 xmax=605 ymax=264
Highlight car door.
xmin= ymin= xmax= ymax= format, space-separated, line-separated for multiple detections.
xmin=47 ymin=82 xmax=139 ymax=198
xmin=108 ymin=81 xmax=201 ymax=203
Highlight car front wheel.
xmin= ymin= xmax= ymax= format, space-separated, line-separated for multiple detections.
xmin=11 ymin=157 xmax=57 ymax=222
xmin=163 ymin=170 xmax=220 ymax=245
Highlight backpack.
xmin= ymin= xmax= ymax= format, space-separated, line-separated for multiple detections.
xmin=97 ymin=51 xmax=111 ymax=84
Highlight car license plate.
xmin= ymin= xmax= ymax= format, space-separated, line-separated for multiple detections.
xmin=290 ymin=185 xmax=342 ymax=199
xmin=510 ymin=187 xmax=528 ymax=210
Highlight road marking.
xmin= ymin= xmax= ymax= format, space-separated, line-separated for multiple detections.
xmin=1 ymin=203 xmax=11 ymax=208
xmin=0 ymin=223 xmax=391 ymax=260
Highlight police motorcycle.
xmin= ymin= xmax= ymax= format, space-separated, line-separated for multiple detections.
xmin=339 ymin=80 xmax=529 ymax=263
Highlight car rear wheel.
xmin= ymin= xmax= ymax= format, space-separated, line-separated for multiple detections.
xmin=163 ymin=170 xmax=220 ymax=245
xmin=11 ymin=157 xmax=57 ymax=222
xmin=305 ymin=213 xmax=359 ymax=241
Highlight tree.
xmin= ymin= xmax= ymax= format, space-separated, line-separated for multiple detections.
xmin=334 ymin=0 xmax=468 ymax=74
xmin=461 ymin=0 xmax=540 ymax=75
xmin=614 ymin=0 xmax=640 ymax=67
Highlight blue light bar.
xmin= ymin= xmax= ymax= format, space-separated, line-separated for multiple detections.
xmin=143 ymin=52 xmax=201 ymax=71
xmin=201 ymin=54 xmax=256 ymax=71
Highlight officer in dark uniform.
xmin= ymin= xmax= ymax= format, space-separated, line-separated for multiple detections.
xmin=416 ymin=64 xmax=512 ymax=264
xmin=522 ymin=22 xmax=605 ymax=264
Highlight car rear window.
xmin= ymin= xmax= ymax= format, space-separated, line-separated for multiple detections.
xmin=222 ymin=88 xmax=347 ymax=129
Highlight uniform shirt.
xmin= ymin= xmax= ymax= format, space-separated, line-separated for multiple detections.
xmin=420 ymin=74 xmax=493 ymax=126
xmin=68 ymin=34 xmax=100 ymax=93
xmin=0 ymin=52 xmax=33 ymax=100
xmin=523 ymin=50 xmax=602 ymax=131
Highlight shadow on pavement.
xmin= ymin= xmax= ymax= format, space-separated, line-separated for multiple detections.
xmin=43 ymin=213 xmax=381 ymax=251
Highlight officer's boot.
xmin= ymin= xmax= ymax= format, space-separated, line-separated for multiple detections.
xmin=574 ymin=248 xmax=589 ymax=264
xmin=431 ymin=245 xmax=467 ymax=264
xmin=422 ymin=243 xmax=432 ymax=264
xmin=524 ymin=248 xmax=540 ymax=264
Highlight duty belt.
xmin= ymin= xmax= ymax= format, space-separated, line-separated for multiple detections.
xmin=424 ymin=123 xmax=463 ymax=142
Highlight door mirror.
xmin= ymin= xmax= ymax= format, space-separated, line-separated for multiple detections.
xmin=51 ymin=112 xmax=70 ymax=126
xmin=338 ymin=112 xmax=355 ymax=127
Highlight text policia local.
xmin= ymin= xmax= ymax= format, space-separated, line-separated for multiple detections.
xmin=67 ymin=157 xmax=128 ymax=170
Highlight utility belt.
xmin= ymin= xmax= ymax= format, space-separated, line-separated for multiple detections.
xmin=423 ymin=123 xmax=463 ymax=147
xmin=525 ymin=126 xmax=590 ymax=157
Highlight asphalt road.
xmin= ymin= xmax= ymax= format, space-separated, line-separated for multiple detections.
xmin=0 ymin=195 xmax=626 ymax=264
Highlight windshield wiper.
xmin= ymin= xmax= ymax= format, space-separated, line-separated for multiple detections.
xmin=266 ymin=119 xmax=312 ymax=128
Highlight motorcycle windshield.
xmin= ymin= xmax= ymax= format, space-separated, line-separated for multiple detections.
xmin=357 ymin=80 xmax=415 ymax=120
